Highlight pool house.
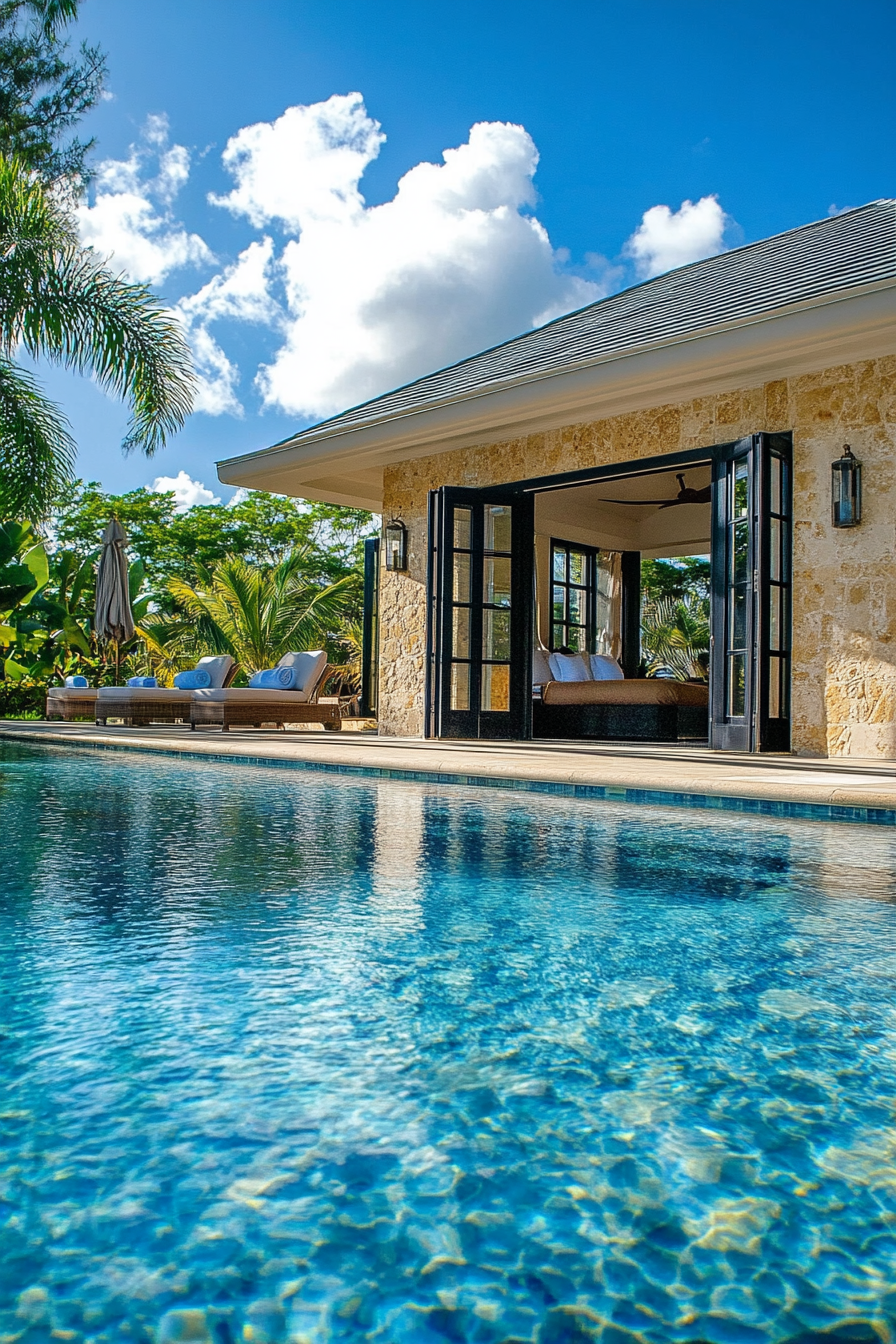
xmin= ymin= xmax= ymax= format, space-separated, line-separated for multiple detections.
xmin=218 ymin=200 xmax=896 ymax=758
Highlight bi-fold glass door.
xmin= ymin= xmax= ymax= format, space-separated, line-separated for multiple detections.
xmin=425 ymin=436 xmax=791 ymax=749
xmin=710 ymin=433 xmax=792 ymax=751
xmin=426 ymin=486 xmax=533 ymax=739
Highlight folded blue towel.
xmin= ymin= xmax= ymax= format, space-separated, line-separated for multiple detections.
xmin=64 ymin=675 xmax=89 ymax=688
xmin=173 ymin=668 xmax=211 ymax=689
xmin=248 ymin=666 xmax=296 ymax=690
xmin=126 ymin=677 xmax=157 ymax=688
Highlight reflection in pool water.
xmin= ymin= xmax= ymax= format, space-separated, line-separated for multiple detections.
xmin=1 ymin=741 xmax=896 ymax=1343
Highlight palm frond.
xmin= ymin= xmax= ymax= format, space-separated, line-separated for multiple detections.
xmin=641 ymin=596 xmax=710 ymax=682
xmin=163 ymin=551 xmax=353 ymax=675
xmin=0 ymin=155 xmax=196 ymax=463
xmin=0 ymin=357 xmax=74 ymax=517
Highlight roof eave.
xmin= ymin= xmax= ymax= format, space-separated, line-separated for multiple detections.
xmin=217 ymin=278 xmax=896 ymax=504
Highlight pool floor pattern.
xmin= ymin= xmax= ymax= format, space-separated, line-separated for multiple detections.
xmin=2 ymin=741 xmax=896 ymax=1344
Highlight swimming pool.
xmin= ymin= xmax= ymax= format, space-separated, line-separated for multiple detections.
xmin=2 ymin=740 xmax=896 ymax=1343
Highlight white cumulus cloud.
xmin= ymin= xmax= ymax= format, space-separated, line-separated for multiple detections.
xmin=175 ymin=239 xmax=280 ymax=417
xmin=77 ymin=114 xmax=213 ymax=285
xmin=210 ymin=94 xmax=601 ymax=419
xmin=149 ymin=471 xmax=221 ymax=512
xmin=624 ymin=195 xmax=729 ymax=279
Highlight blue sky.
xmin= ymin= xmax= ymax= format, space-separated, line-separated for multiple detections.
xmin=43 ymin=0 xmax=896 ymax=505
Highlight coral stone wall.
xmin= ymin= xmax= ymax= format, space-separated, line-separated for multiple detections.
xmin=378 ymin=356 xmax=896 ymax=756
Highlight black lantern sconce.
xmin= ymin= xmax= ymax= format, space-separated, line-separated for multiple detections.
xmin=384 ymin=518 xmax=408 ymax=571
xmin=832 ymin=444 xmax=862 ymax=528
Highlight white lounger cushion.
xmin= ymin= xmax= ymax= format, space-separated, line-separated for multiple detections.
xmin=277 ymin=650 xmax=327 ymax=692
xmin=191 ymin=687 xmax=315 ymax=705
xmin=96 ymin=686 xmax=196 ymax=701
xmin=195 ymin=654 xmax=234 ymax=688
xmin=96 ymin=654 xmax=234 ymax=700
xmin=47 ymin=686 xmax=99 ymax=700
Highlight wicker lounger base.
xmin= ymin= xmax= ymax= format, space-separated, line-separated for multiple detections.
xmin=190 ymin=698 xmax=344 ymax=731
xmin=533 ymin=700 xmax=708 ymax=742
xmin=46 ymin=695 xmax=98 ymax=721
xmin=95 ymin=696 xmax=193 ymax=726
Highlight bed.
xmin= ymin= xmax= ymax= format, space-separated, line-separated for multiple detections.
xmin=532 ymin=675 xmax=709 ymax=742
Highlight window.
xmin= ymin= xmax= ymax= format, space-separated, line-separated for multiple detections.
xmin=550 ymin=540 xmax=597 ymax=652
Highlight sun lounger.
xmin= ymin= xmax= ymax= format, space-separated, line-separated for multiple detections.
xmin=46 ymin=685 xmax=100 ymax=721
xmin=190 ymin=651 xmax=351 ymax=731
xmin=95 ymin=656 xmax=237 ymax=726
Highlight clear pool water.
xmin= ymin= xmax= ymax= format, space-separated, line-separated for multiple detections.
xmin=2 ymin=741 xmax=896 ymax=1344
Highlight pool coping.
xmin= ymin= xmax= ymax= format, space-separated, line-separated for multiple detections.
xmin=3 ymin=721 xmax=896 ymax=827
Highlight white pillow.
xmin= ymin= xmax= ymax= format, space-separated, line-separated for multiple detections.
xmin=548 ymin=652 xmax=592 ymax=682
xmin=590 ymin=654 xmax=624 ymax=681
xmin=532 ymin=647 xmax=552 ymax=686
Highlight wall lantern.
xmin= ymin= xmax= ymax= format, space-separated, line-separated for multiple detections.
xmin=384 ymin=518 xmax=408 ymax=571
xmin=832 ymin=444 xmax=862 ymax=528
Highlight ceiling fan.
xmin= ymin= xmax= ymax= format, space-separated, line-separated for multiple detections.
xmin=600 ymin=473 xmax=712 ymax=509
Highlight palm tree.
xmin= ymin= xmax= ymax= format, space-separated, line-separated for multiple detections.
xmin=158 ymin=550 xmax=354 ymax=677
xmin=0 ymin=154 xmax=195 ymax=517
xmin=641 ymin=596 xmax=710 ymax=682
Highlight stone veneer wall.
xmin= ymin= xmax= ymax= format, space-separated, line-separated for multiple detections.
xmin=378 ymin=356 xmax=896 ymax=756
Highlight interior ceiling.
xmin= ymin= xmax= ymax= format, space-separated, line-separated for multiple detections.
xmin=535 ymin=463 xmax=712 ymax=559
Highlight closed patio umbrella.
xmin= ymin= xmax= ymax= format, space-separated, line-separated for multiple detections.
xmin=95 ymin=518 xmax=135 ymax=681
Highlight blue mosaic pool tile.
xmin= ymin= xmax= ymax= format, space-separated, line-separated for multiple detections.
xmin=3 ymin=728 xmax=895 ymax=827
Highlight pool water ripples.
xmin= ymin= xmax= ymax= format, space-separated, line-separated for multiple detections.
xmin=2 ymin=742 xmax=896 ymax=1343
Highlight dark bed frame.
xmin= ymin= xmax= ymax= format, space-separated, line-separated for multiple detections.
xmin=532 ymin=699 xmax=709 ymax=742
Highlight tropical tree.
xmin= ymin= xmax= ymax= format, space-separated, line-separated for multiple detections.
xmin=146 ymin=551 xmax=354 ymax=679
xmin=49 ymin=478 xmax=374 ymax=608
xmin=0 ymin=0 xmax=106 ymax=192
xmin=641 ymin=596 xmax=710 ymax=682
xmin=0 ymin=514 xmax=155 ymax=686
xmin=0 ymin=519 xmax=48 ymax=662
xmin=0 ymin=154 xmax=195 ymax=518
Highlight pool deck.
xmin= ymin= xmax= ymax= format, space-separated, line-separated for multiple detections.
xmin=3 ymin=718 xmax=896 ymax=823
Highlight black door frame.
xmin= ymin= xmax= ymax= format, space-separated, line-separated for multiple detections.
xmin=426 ymin=485 xmax=534 ymax=740
xmin=710 ymin=433 xmax=793 ymax=752
xmin=424 ymin=435 xmax=792 ymax=750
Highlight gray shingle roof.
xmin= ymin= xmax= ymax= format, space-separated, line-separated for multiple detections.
xmin=272 ymin=199 xmax=896 ymax=447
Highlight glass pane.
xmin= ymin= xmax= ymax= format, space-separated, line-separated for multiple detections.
xmin=484 ymin=557 xmax=512 ymax=607
xmin=552 ymin=548 xmax=567 ymax=582
xmin=452 ymin=606 xmax=470 ymax=659
xmin=481 ymin=662 xmax=510 ymax=712
xmin=483 ymin=609 xmax=511 ymax=661
xmin=568 ymin=625 xmax=587 ymax=653
xmin=552 ymin=623 xmax=565 ymax=649
xmin=552 ymin=585 xmax=565 ymax=622
xmin=453 ymin=508 xmax=471 ymax=550
xmin=770 ymin=455 xmax=782 ymax=515
xmin=730 ymin=587 xmax=747 ymax=650
xmin=728 ymin=653 xmax=745 ymax=718
xmin=768 ymin=655 xmax=781 ymax=719
xmin=453 ymin=552 xmax=470 ymax=603
xmin=769 ymin=586 xmax=781 ymax=652
xmin=568 ymin=587 xmax=586 ymax=624
xmin=450 ymin=662 xmax=470 ymax=711
xmin=484 ymin=505 xmax=512 ymax=553
xmin=732 ymin=519 xmax=749 ymax=584
xmin=733 ymin=460 xmax=749 ymax=518
xmin=770 ymin=517 xmax=781 ymax=581
xmin=568 ymin=551 xmax=587 ymax=585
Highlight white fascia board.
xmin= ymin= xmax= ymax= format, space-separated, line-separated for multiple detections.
xmin=217 ymin=281 xmax=896 ymax=507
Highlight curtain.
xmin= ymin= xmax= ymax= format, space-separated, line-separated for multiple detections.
xmin=596 ymin=551 xmax=622 ymax=659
